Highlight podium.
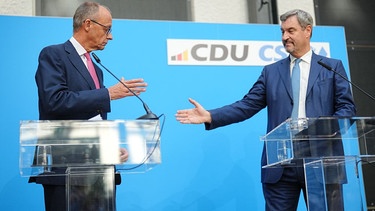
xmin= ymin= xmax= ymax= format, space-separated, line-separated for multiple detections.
xmin=261 ymin=117 xmax=375 ymax=211
xmin=19 ymin=120 xmax=161 ymax=211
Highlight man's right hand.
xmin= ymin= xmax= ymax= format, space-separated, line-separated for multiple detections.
xmin=175 ymin=98 xmax=212 ymax=124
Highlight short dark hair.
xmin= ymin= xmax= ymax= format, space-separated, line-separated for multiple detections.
xmin=280 ymin=9 xmax=313 ymax=37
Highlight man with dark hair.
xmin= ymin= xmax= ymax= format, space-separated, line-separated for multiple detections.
xmin=176 ymin=9 xmax=356 ymax=210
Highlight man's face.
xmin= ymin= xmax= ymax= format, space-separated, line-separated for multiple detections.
xmin=281 ymin=15 xmax=311 ymax=58
xmin=88 ymin=6 xmax=113 ymax=51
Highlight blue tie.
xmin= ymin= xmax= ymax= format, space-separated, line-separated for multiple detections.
xmin=291 ymin=59 xmax=301 ymax=119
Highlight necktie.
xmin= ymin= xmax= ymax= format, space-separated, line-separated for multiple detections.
xmin=84 ymin=52 xmax=100 ymax=89
xmin=291 ymin=58 xmax=301 ymax=119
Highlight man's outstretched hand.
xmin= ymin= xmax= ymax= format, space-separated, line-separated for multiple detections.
xmin=175 ymin=98 xmax=212 ymax=124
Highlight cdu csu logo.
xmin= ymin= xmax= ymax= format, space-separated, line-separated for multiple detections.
xmin=167 ymin=39 xmax=330 ymax=66
xmin=190 ymin=44 xmax=249 ymax=62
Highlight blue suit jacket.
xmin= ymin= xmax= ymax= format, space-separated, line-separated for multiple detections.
xmin=205 ymin=52 xmax=356 ymax=183
xmin=35 ymin=40 xmax=111 ymax=120
xmin=32 ymin=40 xmax=121 ymax=185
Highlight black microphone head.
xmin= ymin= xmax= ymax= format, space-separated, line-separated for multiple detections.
xmin=91 ymin=53 xmax=101 ymax=63
xmin=317 ymin=60 xmax=332 ymax=70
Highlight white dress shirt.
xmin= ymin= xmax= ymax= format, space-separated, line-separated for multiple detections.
xmin=290 ymin=50 xmax=312 ymax=118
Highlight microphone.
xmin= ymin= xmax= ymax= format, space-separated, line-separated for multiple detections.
xmin=318 ymin=60 xmax=375 ymax=102
xmin=92 ymin=53 xmax=158 ymax=119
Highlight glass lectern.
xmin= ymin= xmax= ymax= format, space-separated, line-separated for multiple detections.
xmin=19 ymin=120 xmax=161 ymax=211
xmin=261 ymin=117 xmax=375 ymax=211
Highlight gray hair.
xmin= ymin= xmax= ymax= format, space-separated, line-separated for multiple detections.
xmin=72 ymin=2 xmax=111 ymax=32
xmin=280 ymin=9 xmax=313 ymax=36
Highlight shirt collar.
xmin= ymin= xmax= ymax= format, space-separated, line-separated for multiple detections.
xmin=69 ymin=37 xmax=87 ymax=56
xmin=290 ymin=49 xmax=312 ymax=64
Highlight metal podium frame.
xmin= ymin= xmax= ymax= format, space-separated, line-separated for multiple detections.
xmin=19 ymin=120 xmax=161 ymax=210
xmin=261 ymin=117 xmax=375 ymax=211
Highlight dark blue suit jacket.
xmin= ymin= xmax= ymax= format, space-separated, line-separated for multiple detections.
xmin=32 ymin=40 xmax=121 ymax=185
xmin=205 ymin=52 xmax=356 ymax=184
xmin=35 ymin=40 xmax=111 ymax=121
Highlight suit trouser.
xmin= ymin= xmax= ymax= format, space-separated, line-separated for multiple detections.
xmin=43 ymin=185 xmax=66 ymax=211
xmin=262 ymin=162 xmax=344 ymax=211
xmin=43 ymin=183 xmax=116 ymax=211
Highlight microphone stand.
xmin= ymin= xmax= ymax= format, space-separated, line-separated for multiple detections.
xmin=318 ymin=60 xmax=375 ymax=102
xmin=92 ymin=53 xmax=158 ymax=119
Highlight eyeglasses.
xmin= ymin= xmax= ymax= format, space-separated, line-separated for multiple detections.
xmin=90 ymin=19 xmax=112 ymax=35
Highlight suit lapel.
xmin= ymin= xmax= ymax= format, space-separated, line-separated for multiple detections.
xmin=64 ymin=41 xmax=97 ymax=89
xmin=278 ymin=57 xmax=293 ymax=100
xmin=306 ymin=53 xmax=323 ymax=97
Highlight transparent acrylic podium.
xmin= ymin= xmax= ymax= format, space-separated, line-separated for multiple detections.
xmin=261 ymin=117 xmax=375 ymax=211
xmin=19 ymin=120 xmax=161 ymax=211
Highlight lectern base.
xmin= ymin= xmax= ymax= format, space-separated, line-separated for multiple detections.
xmin=66 ymin=166 xmax=116 ymax=211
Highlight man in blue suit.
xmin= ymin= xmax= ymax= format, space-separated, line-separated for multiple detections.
xmin=176 ymin=9 xmax=356 ymax=211
xmin=31 ymin=2 xmax=147 ymax=211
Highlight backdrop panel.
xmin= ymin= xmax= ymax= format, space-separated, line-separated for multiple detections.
xmin=0 ymin=15 xmax=349 ymax=211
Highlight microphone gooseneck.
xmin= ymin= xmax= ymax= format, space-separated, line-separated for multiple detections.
xmin=318 ymin=60 xmax=375 ymax=102
xmin=92 ymin=53 xmax=158 ymax=119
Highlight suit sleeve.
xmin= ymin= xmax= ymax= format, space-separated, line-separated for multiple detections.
xmin=205 ymin=69 xmax=268 ymax=130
